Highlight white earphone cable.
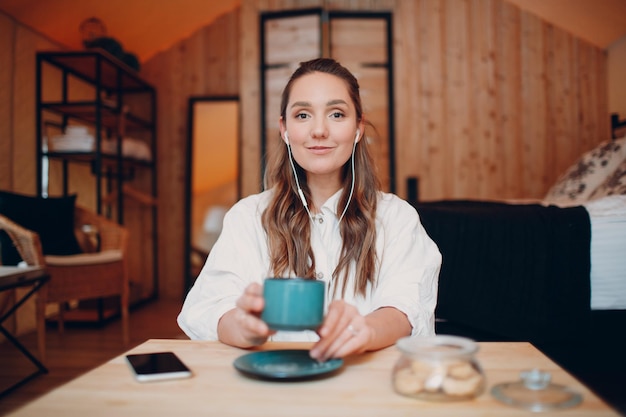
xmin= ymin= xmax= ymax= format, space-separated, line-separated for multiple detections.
xmin=287 ymin=142 xmax=314 ymax=221
xmin=337 ymin=140 xmax=357 ymax=224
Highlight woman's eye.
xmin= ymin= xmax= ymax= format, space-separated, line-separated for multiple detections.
xmin=330 ymin=112 xmax=344 ymax=119
xmin=295 ymin=113 xmax=309 ymax=120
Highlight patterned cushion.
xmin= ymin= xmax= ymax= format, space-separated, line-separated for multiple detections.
xmin=589 ymin=158 xmax=626 ymax=199
xmin=544 ymin=136 xmax=626 ymax=207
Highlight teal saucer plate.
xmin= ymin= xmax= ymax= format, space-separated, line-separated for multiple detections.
xmin=233 ymin=349 xmax=343 ymax=380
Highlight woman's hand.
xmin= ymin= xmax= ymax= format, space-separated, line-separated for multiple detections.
xmin=309 ymin=303 xmax=412 ymax=362
xmin=309 ymin=300 xmax=375 ymax=362
xmin=218 ymin=282 xmax=275 ymax=348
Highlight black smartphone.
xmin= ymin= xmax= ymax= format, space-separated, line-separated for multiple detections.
xmin=125 ymin=351 xmax=192 ymax=382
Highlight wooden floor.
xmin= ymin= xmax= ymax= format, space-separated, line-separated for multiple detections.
xmin=0 ymin=298 xmax=186 ymax=416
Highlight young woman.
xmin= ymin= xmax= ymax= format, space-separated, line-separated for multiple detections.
xmin=177 ymin=58 xmax=441 ymax=362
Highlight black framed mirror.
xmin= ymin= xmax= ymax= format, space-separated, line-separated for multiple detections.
xmin=184 ymin=96 xmax=240 ymax=293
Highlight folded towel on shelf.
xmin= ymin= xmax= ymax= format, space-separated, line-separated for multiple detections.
xmin=49 ymin=126 xmax=95 ymax=151
xmin=48 ymin=134 xmax=152 ymax=162
xmin=101 ymin=137 xmax=152 ymax=161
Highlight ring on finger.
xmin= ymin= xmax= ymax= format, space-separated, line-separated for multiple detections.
xmin=347 ymin=324 xmax=359 ymax=337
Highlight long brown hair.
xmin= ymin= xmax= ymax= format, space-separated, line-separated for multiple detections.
xmin=262 ymin=58 xmax=381 ymax=297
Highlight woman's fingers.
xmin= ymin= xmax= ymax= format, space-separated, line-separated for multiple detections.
xmin=236 ymin=282 xmax=264 ymax=314
xmin=310 ymin=301 xmax=367 ymax=361
xmin=233 ymin=307 xmax=271 ymax=345
xmin=233 ymin=282 xmax=271 ymax=345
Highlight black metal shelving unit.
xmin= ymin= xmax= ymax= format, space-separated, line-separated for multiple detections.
xmin=35 ymin=50 xmax=158 ymax=323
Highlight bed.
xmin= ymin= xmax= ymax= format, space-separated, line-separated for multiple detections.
xmin=415 ymin=124 xmax=626 ymax=345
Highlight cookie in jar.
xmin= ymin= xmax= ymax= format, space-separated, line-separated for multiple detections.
xmin=392 ymin=335 xmax=486 ymax=401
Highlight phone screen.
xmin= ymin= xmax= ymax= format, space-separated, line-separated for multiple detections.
xmin=125 ymin=351 xmax=192 ymax=382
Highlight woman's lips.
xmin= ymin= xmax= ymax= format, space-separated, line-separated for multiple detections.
xmin=307 ymin=146 xmax=334 ymax=155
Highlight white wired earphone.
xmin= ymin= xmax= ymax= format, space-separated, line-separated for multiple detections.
xmin=284 ymin=129 xmax=360 ymax=224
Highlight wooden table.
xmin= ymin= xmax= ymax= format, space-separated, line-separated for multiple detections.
xmin=7 ymin=339 xmax=619 ymax=416
xmin=0 ymin=266 xmax=49 ymax=397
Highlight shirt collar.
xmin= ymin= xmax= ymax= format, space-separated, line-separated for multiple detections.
xmin=319 ymin=189 xmax=343 ymax=218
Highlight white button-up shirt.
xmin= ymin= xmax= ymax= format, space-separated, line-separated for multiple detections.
xmin=177 ymin=189 xmax=441 ymax=342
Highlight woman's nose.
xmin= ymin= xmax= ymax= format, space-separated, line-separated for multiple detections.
xmin=311 ymin=121 xmax=329 ymax=139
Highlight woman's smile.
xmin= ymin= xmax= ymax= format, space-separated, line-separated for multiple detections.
xmin=307 ymin=145 xmax=335 ymax=155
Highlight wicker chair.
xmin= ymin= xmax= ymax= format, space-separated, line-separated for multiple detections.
xmin=0 ymin=206 xmax=129 ymax=362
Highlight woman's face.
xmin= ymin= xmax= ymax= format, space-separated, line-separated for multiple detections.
xmin=281 ymin=72 xmax=362 ymax=185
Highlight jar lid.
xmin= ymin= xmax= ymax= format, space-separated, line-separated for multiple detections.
xmin=491 ymin=369 xmax=582 ymax=412
xmin=396 ymin=335 xmax=478 ymax=359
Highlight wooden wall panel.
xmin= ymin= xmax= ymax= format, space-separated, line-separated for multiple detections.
xmin=595 ymin=49 xmax=609 ymax=143
xmin=239 ymin=0 xmax=263 ymax=196
xmin=446 ymin=0 xmax=472 ymax=197
xmin=577 ymin=43 xmax=599 ymax=152
xmin=392 ymin=0 xmax=419 ymax=199
xmin=0 ymin=14 xmax=14 ymax=190
xmin=141 ymin=10 xmax=240 ymax=299
xmin=12 ymin=27 xmax=59 ymax=194
xmin=417 ymin=0 xmax=446 ymax=199
xmin=330 ymin=18 xmax=387 ymax=62
xmin=393 ymin=0 xmax=608 ymax=201
xmin=548 ymin=27 xmax=573 ymax=182
xmin=265 ymin=14 xmax=321 ymax=64
xmin=496 ymin=1 xmax=522 ymax=198
xmin=519 ymin=12 xmax=546 ymax=197
xmin=0 ymin=13 xmax=14 ymax=339
xmin=470 ymin=0 xmax=499 ymax=198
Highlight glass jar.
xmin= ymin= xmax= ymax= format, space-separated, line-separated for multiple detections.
xmin=392 ymin=335 xmax=486 ymax=401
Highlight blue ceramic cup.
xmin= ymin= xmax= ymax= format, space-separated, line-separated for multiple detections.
xmin=261 ymin=278 xmax=325 ymax=331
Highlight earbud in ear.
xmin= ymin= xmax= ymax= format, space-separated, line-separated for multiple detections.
xmin=354 ymin=129 xmax=361 ymax=144
xmin=284 ymin=131 xmax=289 ymax=144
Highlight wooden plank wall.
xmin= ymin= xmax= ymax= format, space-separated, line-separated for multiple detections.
xmin=140 ymin=10 xmax=240 ymax=300
xmin=0 ymin=13 xmax=61 ymax=194
xmin=393 ymin=0 xmax=608 ymax=201
xmin=0 ymin=13 xmax=15 ymax=190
